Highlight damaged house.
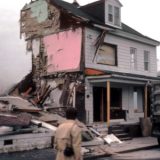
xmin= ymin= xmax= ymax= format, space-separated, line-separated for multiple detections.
xmin=20 ymin=0 xmax=160 ymax=128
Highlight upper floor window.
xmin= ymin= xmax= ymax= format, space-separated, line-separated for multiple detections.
xmin=96 ymin=43 xmax=117 ymax=66
xmin=114 ymin=7 xmax=120 ymax=26
xmin=108 ymin=4 xmax=120 ymax=26
xmin=144 ymin=51 xmax=150 ymax=71
xmin=130 ymin=47 xmax=137 ymax=70
xmin=108 ymin=5 xmax=113 ymax=23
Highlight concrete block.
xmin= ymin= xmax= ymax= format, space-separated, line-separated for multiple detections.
xmin=0 ymin=129 xmax=53 ymax=153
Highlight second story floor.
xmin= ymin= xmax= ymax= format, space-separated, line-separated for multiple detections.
xmin=84 ymin=26 xmax=159 ymax=77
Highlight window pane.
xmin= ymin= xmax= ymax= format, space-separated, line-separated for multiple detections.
xmin=108 ymin=14 xmax=113 ymax=22
xmin=144 ymin=51 xmax=150 ymax=71
xmin=144 ymin=51 xmax=149 ymax=62
xmin=114 ymin=7 xmax=120 ymax=26
xmin=108 ymin=5 xmax=113 ymax=22
xmin=130 ymin=47 xmax=137 ymax=69
xmin=108 ymin=5 xmax=113 ymax=13
xmin=144 ymin=62 xmax=149 ymax=71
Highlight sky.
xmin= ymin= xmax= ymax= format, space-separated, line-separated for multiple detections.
xmin=0 ymin=0 xmax=160 ymax=93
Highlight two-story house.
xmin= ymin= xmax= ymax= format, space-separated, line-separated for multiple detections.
xmin=20 ymin=0 xmax=160 ymax=126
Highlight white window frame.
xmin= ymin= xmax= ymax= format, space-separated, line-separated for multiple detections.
xmin=130 ymin=47 xmax=137 ymax=70
xmin=108 ymin=4 xmax=120 ymax=26
xmin=144 ymin=50 xmax=150 ymax=71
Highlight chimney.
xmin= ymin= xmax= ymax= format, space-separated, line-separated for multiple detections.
xmin=72 ymin=0 xmax=80 ymax=8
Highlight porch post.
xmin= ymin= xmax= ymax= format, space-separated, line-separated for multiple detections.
xmin=107 ymin=81 xmax=110 ymax=126
xmin=144 ymin=85 xmax=148 ymax=119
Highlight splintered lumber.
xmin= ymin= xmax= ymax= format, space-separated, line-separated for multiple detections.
xmin=13 ymin=107 xmax=41 ymax=113
xmin=31 ymin=119 xmax=57 ymax=135
xmin=0 ymin=113 xmax=32 ymax=127
xmin=88 ymin=127 xmax=102 ymax=137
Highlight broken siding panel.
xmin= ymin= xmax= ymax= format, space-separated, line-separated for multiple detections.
xmin=43 ymin=28 xmax=82 ymax=73
xmin=84 ymin=27 xmax=157 ymax=77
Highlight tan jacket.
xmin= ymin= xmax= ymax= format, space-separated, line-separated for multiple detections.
xmin=54 ymin=120 xmax=82 ymax=160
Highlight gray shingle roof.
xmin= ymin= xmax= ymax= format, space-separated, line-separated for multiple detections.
xmin=50 ymin=0 xmax=101 ymax=23
xmin=50 ymin=0 xmax=159 ymax=44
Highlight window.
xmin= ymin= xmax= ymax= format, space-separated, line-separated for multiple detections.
xmin=108 ymin=4 xmax=120 ymax=26
xmin=130 ymin=47 xmax=137 ymax=70
xmin=96 ymin=43 xmax=117 ymax=66
xmin=108 ymin=5 xmax=113 ymax=23
xmin=133 ymin=87 xmax=143 ymax=113
xmin=144 ymin=51 xmax=150 ymax=71
xmin=114 ymin=7 xmax=120 ymax=26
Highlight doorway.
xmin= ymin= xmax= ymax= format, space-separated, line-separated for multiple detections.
xmin=93 ymin=86 xmax=124 ymax=122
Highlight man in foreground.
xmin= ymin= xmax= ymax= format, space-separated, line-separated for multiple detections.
xmin=54 ymin=107 xmax=82 ymax=160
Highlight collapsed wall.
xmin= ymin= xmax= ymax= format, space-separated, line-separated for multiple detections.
xmin=20 ymin=0 xmax=86 ymax=122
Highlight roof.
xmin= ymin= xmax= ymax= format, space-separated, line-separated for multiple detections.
xmin=50 ymin=0 xmax=159 ymax=44
xmin=87 ymin=70 xmax=160 ymax=85
xmin=50 ymin=0 xmax=101 ymax=23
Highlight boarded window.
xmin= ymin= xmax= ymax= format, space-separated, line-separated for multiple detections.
xmin=130 ymin=47 xmax=137 ymax=70
xmin=96 ymin=43 xmax=117 ymax=66
xmin=144 ymin=51 xmax=150 ymax=71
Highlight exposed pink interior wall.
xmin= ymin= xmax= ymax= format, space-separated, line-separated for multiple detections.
xmin=43 ymin=28 xmax=82 ymax=73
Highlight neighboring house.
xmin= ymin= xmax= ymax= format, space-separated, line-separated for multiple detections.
xmin=20 ymin=0 xmax=160 ymax=125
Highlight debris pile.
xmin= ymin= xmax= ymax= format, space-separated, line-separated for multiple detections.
xmin=0 ymin=86 xmax=122 ymax=158
xmin=0 ymin=0 xmax=124 ymax=157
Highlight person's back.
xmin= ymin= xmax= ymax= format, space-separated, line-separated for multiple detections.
xmin=54 ymin=107 xmax=82 ymax=160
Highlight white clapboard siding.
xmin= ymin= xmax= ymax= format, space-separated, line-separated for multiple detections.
xmin=84 ymin=27 xmax=157 ymax=77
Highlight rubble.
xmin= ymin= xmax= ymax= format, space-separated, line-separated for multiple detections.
xmin=104 ymin=134 xmax=122 ymax=145
xmin=0 ymin=70 xmax=124 ymax=158
xmin=0 ymin=89 xmax=113 ymax=158
xmin=0 ymin=113 xmax=31 ymax=127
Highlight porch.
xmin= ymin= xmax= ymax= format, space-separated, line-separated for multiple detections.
xmin=85 ymin=73 xmax=158 ymax=125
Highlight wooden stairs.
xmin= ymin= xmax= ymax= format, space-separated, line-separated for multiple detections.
xmin=108 ymin=125 xmax=132 ymax=141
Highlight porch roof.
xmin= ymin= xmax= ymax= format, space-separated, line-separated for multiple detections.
xmin=87 ymin=73 xmax=160 ymax=85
